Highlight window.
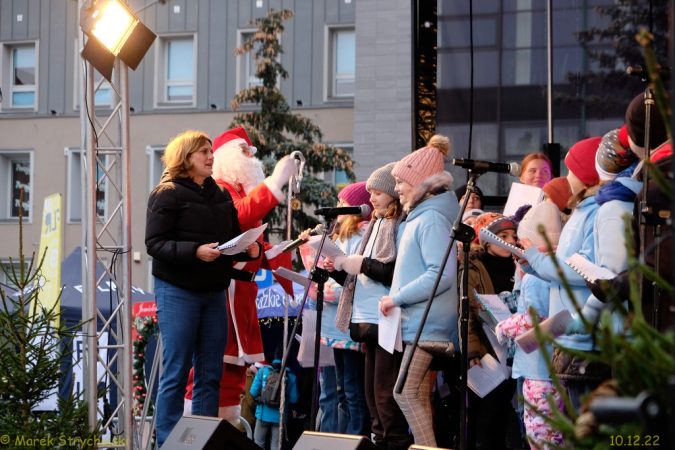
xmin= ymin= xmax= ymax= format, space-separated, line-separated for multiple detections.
xmin=0 ymin=151 xmax=32 ymax=221
xmin=326 ymin=27 xmax=355 ymax=99
xmin=1 ymin=43 xmax=37 ymax=110
xmin=75 ymin=59 xmax=114 ymax=110
xmin=66 ymin=149 xmax=107 ymax=222
xmin=328 ymin=144 xmax=353 ymax=191
xmin=237 ymin=30 xmax=264 ymax=91
xmin=1 ymin=259 xmax=31 ymax=290
xmin=156 ymin=36 xmax=195 ymax=107
xmin=147 ymin=146 xmax=166 ymax=192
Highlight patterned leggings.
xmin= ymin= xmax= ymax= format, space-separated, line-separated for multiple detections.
xmin=393 ymin=345 xmax=435 ymax=447
xmin=522 ymin=379 xmax=565 ymax=450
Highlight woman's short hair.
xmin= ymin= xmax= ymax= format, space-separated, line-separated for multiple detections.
xmin=162 ymin=130 xmax=212 ymax=179
xmin=520 ymin=152 xmax=552 ymax=175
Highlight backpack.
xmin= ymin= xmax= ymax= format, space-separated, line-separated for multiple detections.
xmin=259 ymin=367 xmax=287 ymax=409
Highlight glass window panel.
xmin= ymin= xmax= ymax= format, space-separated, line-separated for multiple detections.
xmin=335 ymin=31 xmax=355 ymax=74
xmin=14 ymin=67 xmax=35 ymax=86
xmin=438 ymin=50 xmax=499 ymax=88
xmin=10 ymin=159 xmax=30 ymax=218
xmin=442 ymin=18 xmax=497 ymax=48
xmin=334 ymin=79 xmax=354 ymax=97
xmin=167 ymin=85 xmax=193 ymax=102
xmin=12 ymin=92 xmax=35 ymax=106
xmin=167 ymin=39 xmax=193 ymax=81
xmin=94 ymin=89 xmax=111 ymax=106
xmin=13 ymin=47 xmax=35 ymax=70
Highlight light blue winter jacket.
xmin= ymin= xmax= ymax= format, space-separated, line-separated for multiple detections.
xmin=321 ymin=230 xmax=364 ymax=342
xmin=391 ymin=187 xmax=460 ymax=345
xmin=511 ymin=274 xmax=553 ymax=380
xmin=352 ymin=217 xmax=406 ymax=324
xmin=250 ymin=362 xmax=299 ymax=423
xmin=522 ymin=195 xmax=599 ymax=350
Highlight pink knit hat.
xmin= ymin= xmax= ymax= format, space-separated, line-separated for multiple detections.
xmin=392 ymin=135 xmax=450 ymax=187
xmin=565 ymin=137 xmax=602 ymax=186
xmin=338 ymin=181 xmax=373 ymax=220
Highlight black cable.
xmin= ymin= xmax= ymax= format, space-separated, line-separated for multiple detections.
xmin=82 ymin=61 xmax=99 ymax=147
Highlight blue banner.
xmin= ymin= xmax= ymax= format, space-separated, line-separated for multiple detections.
xmin=255 ymin=276 xmax=310 ymax=319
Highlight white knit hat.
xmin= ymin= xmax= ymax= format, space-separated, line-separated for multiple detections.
xmin=517 ymin=202 xmax=562 ymax=249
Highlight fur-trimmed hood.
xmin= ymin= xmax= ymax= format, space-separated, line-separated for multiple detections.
xmin=403 ymin=171 xmax=454 ymax=213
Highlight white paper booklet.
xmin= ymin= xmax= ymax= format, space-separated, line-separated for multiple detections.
xmin=474 ymin=292 xmax=513 ymax=324
xmin=503 ymin=183 xmax=544 ymax=217
xmin=265 ymin=240 xmax=292 ymax=260
xmin=479 ymin=228 xmax=524 ymax=257
xmin=273 ymin=267 xmax=311 ymax=289
xmin=305 ymin=235 xmax=346 ymax=259
xmin=565 ymin=253 xmax=617 ymax=283
xmin=467 ymin=354 xmax=509 ymax=398
xmin=514 ymin=309 xmax=574 ymax=354
xmin=217 ymin=223 xmax=268 ymax=255
xmin=378 ymin=305 xmax=403 ymax=354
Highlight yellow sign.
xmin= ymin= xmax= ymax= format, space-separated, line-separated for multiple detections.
xmin=37 ymin=193 xmax=62 ymax=326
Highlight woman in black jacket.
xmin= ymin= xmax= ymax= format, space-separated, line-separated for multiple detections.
xmin=145 ymin=130 xmax=260 ymax=447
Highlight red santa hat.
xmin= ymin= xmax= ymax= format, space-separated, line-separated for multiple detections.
xmin=213 ymin=127 xmax=253 ymax=154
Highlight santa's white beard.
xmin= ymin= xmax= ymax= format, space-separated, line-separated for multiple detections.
xmin=213 ymin=145 xmax=266 ymax=193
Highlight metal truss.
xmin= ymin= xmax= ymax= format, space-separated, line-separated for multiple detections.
xmin=79 ymin=3 xmax=133 ymax=447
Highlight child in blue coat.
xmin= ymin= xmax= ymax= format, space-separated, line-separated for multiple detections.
xmin=250 ymin=359 xmax=299 ymax=449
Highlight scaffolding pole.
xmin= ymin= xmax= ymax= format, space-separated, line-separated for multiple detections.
xmin=79 ymin=2 xmax=133 ymax=448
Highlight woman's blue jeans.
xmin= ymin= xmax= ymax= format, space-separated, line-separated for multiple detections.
xmin=334 ymin=348 xmax=369 ymax=436
xmin=154 ymin=278 xmax=228 ymax=447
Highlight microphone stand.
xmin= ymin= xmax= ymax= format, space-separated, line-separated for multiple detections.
xmin=393 ymin=172 xmax=480 ymax=450
xmin=271 ymin=216 xmax=334 ymax=432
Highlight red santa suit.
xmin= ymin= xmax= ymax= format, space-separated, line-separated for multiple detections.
xmin=184 ymin=127 xmax=294 ymax=423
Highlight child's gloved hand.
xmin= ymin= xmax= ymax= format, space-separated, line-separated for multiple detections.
xmin=333 ymin=255 xmax=365 ymax=275
xmin=565 ymin=315 xmax=589 ymax=335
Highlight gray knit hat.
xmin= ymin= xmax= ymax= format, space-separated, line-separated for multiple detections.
xmin=366 ymin=162 xmax=398 ymax=199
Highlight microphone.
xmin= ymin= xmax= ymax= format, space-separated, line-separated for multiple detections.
xmin=314 ymin=204 xmax=372 ymax=217
xmin=627 ymin=65 xmax=671 ymax=81
xmin=282 ymin=223 xmax=326 ymax=253
xmin=452 ymin=159 xmax=521 ymax=177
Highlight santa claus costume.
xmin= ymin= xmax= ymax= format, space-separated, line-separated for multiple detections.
xmin=184 ymin=127 xmax=297 ymax=424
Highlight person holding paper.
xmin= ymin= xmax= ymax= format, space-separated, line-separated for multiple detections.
xmin=458 ymin=213 xmax=519 ymax=449
xmin=495 ymin=202 xmax=565 ymax=450
xmin=145 ymin=131 xmax=261 ymax=447
xmin=182 ymin=126 xmax=296 ymax=427
xmin=328 ymin=163 xmax=411 ymax=449
xmin=519 ymin=153 xmax=553 ymax=188
xmin=517 ymin=137 xmax=610 ymax=412
xmin=379 ymin=135 xmax=459 ymax=447
xmin=300 ymin=181 xmax=372 ymax=436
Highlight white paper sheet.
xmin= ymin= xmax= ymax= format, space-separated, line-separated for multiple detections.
xmin=483 ymin=323 xmax=511 ymax=378
xmin=474 ymin=292 xmax=513 ymax=323
xmin=515 ymin=309 xmax=574 ymax=354
xmin=479 ymin=228 xmax=523 ymax=258
xmin=217 ymin=223 xmax=268 ymax=255
xmin=503 ymin=183 xmax=544 ymax=217
xmin=305 ymin=235 xmax=346 ymax=259
xmin=467 ymin=354 xmax=508 ymax=398
xmin=273 ymin=267 xmax=311 ymax=289
xmin=378 ymin=305 xmax=403 ymax=354
xmin=265 ymin=240 xmax=292 ymax=260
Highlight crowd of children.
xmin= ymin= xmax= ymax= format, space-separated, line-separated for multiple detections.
xmin=237 ymin=91 xmax=671 ymax=450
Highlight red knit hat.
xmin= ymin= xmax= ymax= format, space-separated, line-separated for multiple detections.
xmin=338 ymin=181 xmax=374 ymax=220
xmin=392 ymin=135 xmax=451 ymax=187
xmin=565 ymin=137 xmax=602 ymax=186
xmin=618 ymin=125 xmax=630 ymax=148
xmin=542 ymin=177 xmax=573 ymax=212
xmin=213 ymin=127 xmax=253 ymax=154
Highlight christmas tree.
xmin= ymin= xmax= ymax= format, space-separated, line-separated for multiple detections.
xmin=229 ymin=9 xmax=356 ymax=242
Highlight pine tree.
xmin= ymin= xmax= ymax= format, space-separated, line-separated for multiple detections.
xmin=229 ymin=9 xmax=356 ymax=242
xmin=0 ymin=190 xmax=101 ymax=448
xmin=557 ymin=0 xmax=668 ymax=118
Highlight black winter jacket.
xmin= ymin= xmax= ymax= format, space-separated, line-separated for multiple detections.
xmin=146 ymin=174 xmax=253 ymax=291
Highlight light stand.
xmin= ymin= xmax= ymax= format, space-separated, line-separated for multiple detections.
xmin=271 ymin=216 xmax=336 ymax=432
xmin=393 ymin=172 xmax=481 ymax=450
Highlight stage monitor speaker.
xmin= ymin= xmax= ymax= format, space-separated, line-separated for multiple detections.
xmin=408 ymin=446 xmax=447 ymax=450
xmin=293 ymin=432 xmax=377 ymax=450
xmin=161 ymin=415 xmax=258 ymax=450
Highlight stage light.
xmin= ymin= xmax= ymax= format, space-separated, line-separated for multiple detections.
xmin=80 ymin=0 xmax=156 ymax=81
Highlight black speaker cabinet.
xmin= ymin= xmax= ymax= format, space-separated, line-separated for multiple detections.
xmin=161 ymin=415 xmax=258 ymax=450
xmin=293 ymin=432 xmax=377 ymax=450
xmin=409 ymin=446 xmax=447 ymax=449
